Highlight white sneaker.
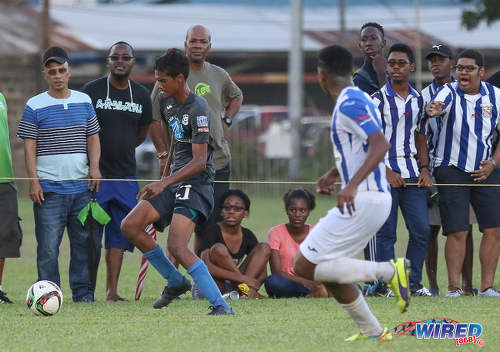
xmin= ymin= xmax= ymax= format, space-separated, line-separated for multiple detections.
xmin=445 ymin=289 xmax=463 ymax=297
xmin=412 ymin=287 xmax=432 ymax=297
xmin=477 ymin=288 xmax=500 ymax=297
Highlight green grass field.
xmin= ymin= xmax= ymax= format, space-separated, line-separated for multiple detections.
xmin=1 ymin=189 xmax=498 ymax=351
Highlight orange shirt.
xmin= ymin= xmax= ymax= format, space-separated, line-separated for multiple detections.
xmin=268 ymin=224 xmax=312 ymax=276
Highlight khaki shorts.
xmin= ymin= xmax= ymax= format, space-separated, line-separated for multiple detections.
xmin=0 ymin=183 xmax=22 ymax=258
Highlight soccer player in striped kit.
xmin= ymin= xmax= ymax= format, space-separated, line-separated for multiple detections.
xmin=372 ymin=43 xmax=433 ymax=297
xmin=294 ymin=45 xmax=410 ymax=342
xmin=426 ymin=49 xmax=500 ymax=297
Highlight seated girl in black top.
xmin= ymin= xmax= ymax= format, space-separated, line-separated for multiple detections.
xmin=198 ymin=189 xmax=270 ymax=299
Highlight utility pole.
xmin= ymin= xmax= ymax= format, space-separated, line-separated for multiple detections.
xmin=338 ymin=0 xmax=346 ymax=45
xmin=41 ymin=0 xmax=50 ymax=52
xmin=414 ymin=0 xmax=422 ymax=90
xmin=288 ymin=0 xmax=303 ymax=180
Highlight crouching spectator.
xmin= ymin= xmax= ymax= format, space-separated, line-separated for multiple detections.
xmin=197 ymin=189 xmax=270 ymax=299
xmin=264 ymin=189 xmax=329 ymax=298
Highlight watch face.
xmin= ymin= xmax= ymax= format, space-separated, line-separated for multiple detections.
xmin=224 ymin=117 xmax=232 ymax=126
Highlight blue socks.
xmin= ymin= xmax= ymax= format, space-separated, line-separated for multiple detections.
xmin=188 ymin=260 xmax=230 ymax=309
xmin=143 ymin=246 xmax=184 ymax=287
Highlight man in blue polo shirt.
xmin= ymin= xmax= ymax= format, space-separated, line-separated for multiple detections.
xmin=17 ymin=46 xmax=101 ymax=302
xmin=372 ymin=43 xmax=433 ymax=297
xmin=426 ymin=49 xmax=500 ymax=297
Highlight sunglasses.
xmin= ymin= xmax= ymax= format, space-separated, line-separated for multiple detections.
xmin=45 ymin=67 xmax=68 ymax=76
xmin=222 ymin=205 xmax=246 ymax=212
xmin=108 ymin=55 xmax=134 ymax=62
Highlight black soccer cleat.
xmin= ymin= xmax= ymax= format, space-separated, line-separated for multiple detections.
xmin=0 ymin=289 xmax=13 ymax=304
xmin=153 ymin=277 xmax=192 ymax=309
xmin=207 ymin=305 xmax=235 ymax=316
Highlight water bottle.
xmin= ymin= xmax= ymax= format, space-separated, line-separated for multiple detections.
xmin=222 ymin=290 xmax=239 ymax=300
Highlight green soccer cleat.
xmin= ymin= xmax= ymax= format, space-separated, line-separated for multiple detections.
xmin=345 ymin=327 xmax=393 ymax=342
xmin=387 ymin=258 xmax=411 ymax=313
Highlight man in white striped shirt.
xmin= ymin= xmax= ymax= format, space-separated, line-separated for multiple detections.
xmin=426 ymin=49 xmax=500 ymax=297
xmin=372 ymin=43 xmax=433 ymax=297
xmin=421 ymin=45 xmax=475 ymax=297
xmin=294 ymin=45 xmax=410 ymax=342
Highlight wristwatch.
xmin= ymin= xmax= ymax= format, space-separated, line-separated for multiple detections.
xmin=222 ymin=116 xmax=232 ymax=127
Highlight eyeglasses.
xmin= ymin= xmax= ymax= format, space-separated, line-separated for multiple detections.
xmin=455 ymin=65 xmax=479 ymax=72
xmin=222 ymin=205 xmax=246 ymax=212
xmin=45 ymin=67 xmax=68 ymax=76
xmin=387 ymin=60 xmax=410 ymax=68
xmin=108 ymin=55 xmax=134 ymax=62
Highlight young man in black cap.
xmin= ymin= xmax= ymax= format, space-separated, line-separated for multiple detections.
xmin=17 ymin=46 xmax=101 ymax=302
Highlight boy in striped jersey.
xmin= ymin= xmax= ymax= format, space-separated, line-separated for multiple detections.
xmin=294 ymin=45 xmax=410 ymax=342
xmin=422 ymin=45 xmax=476 ymax=297
xmin=426 ymin=49 xmax=500 ymax=297
xmin=372 ymin=43 xmax=433 ymax=297
xmin=17 ymin=46 xmax=101 ymax=302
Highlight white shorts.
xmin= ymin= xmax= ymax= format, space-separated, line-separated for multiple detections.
xmin=299 ymin=191 xmax=392 ymax=264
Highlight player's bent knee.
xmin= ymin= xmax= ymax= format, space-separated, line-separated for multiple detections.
xmin=256 ymin=242 xmax=271 ymax=257
xmin=210 ymin=242 xmax=230 ymax=259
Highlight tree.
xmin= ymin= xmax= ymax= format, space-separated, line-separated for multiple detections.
xmin=461 ymin=0 xmax=500 ymax=30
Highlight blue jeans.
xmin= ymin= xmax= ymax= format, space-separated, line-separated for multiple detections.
xmin=34 ymin=191 xmax=93 ymax=302
xmin=264 ymin=274 xmax=310 ymax=298
xmin=375 ymin=179 xmax=430 ymax=290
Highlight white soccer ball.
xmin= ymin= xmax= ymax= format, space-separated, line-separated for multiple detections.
xmin=26 ymin=280 xmax=63 ymax=316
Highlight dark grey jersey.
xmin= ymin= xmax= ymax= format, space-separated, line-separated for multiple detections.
xmin=159 ymin=92 xmax=214 ymax=180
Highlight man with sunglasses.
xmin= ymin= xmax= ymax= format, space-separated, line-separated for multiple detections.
xmin=426 ymin=49 xmax=500 ymax=297
xmin=17 ymin=46 xmax=101 ymax=302
xmin=372 ymin=43 xmax=433 ymax=297
xmin=82 ymin=42 xmax=152 ymax=301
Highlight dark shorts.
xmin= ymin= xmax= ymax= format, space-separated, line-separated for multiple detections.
xmin=0 ymin=183 xmax=23 ymax=258
xmin=147 ymin=179 xmax=214 ymax=232
xmin=434 ymin=166 xmax=500 ymax=235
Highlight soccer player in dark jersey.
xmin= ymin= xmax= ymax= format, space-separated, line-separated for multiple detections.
xmin=121 ymin=49 xmax=234 ymax=315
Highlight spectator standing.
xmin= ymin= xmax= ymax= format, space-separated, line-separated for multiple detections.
xmin=198 ymin=190 xmax=270 ymax=299
xmin=372 ymin=43 xmax=433 ymax=297
xmin=426 ymin=49 xmax=500 ymax=297
xmin=17 ymin=46 xmax=101 ymax=302
xmin=82 ymin=41 xmax=152 ymax=301
xmin=265 ymin=189 xmax=329 ymax=298
xmin=0 ymin=92 xmax=23 ymax=303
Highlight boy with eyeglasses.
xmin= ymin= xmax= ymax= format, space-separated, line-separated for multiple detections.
xmin=426 ymin=49 xmax=500 ymax=297
xmin=17 ymin=46 xmax=101 ymax=302
xmin=82 ymin=42 xmax=152 ymax=301
xmin=372 ymin=43 xmax=433 ymax=297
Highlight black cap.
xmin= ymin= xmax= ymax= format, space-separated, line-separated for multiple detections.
xmin=42 ymin=46 xmax=69 ymax=66
xmin=425 ymin=44 xmax=453 ymax=60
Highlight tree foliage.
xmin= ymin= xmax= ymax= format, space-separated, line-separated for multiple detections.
xmin=461 ymin=0 xmax=500 ymax=30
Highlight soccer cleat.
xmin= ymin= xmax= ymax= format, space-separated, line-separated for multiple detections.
xmin=445 ymin=289 xmax=463 ymax=297
xmin=0 ymin=290 xmax=13 ymax=304
xmin=387 ymin=258 xmax=411 ymax=313
xmin=207 ymin=305 xmax=235 ymax=315
xmin=345 ymin=327 xmax=393 ymax=342
xmin=153 ymin=277 xmax=192 ymax=309
xmin=411 ymin=286 xmax=432 ymax=297
xmin=477 ymin=287 xmax=500 ymax=297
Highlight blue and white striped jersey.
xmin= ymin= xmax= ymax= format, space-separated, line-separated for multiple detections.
xmin=331 ymin=86 xmax=390 ymax=193
xmin=431 ymin=81 xmax=500 ymax=172
xmin=17 ymin=90 xmax=100 ymax=194
xmin=421 ymin=77 xmax=456 ymax=169
xmin=372 ymin=82 xmax=424 ymax=178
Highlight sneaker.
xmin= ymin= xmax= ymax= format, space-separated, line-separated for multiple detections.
xmin=445 ymin=289 xmax=463 ymax=297
xmin=207 ymin=305 xmax=235 ymax=315
xmin=429 ymin=287 xmax=440 ymax=296
xmin=345 ymin=327 xmax=393 ymax=342
xmin=477 ymin=287 xmax=500 ymax=297
xmin=0 ymin=290 xmax=13 ymax=304
xmin=153 ymin=277 xmax=192 ymax=309
xmin=387 ymin=258 xmax=411 ymax=313
xmin=411 ymin=286 xmax=432 ymax=297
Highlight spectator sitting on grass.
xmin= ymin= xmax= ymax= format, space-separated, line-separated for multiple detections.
xmin=264 ymin=189 xmax=329 ymax=298
xmin=196 ymin=189 xmax=270 ymax=299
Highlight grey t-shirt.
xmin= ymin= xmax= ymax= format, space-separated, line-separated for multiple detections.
xmin=152 ymin=61 xmax=242 ymax=170
xmin=158 ymin=92 xmax=214 ymax=180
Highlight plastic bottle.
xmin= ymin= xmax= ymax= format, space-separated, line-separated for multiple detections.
xmin=222 ymin=291 xmax=239 ymax=300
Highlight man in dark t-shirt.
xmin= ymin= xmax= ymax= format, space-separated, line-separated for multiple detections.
xmin=121 ymin=49 xmax=234 ymax=315
xmin=82 ymin=41 xmax=152 ymax=301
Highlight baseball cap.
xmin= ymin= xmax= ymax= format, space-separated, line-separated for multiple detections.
xmin=425 ymin=44 xmax=453 ymax=60
xmin=42 ymin=46 xmax=69 ymax=67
